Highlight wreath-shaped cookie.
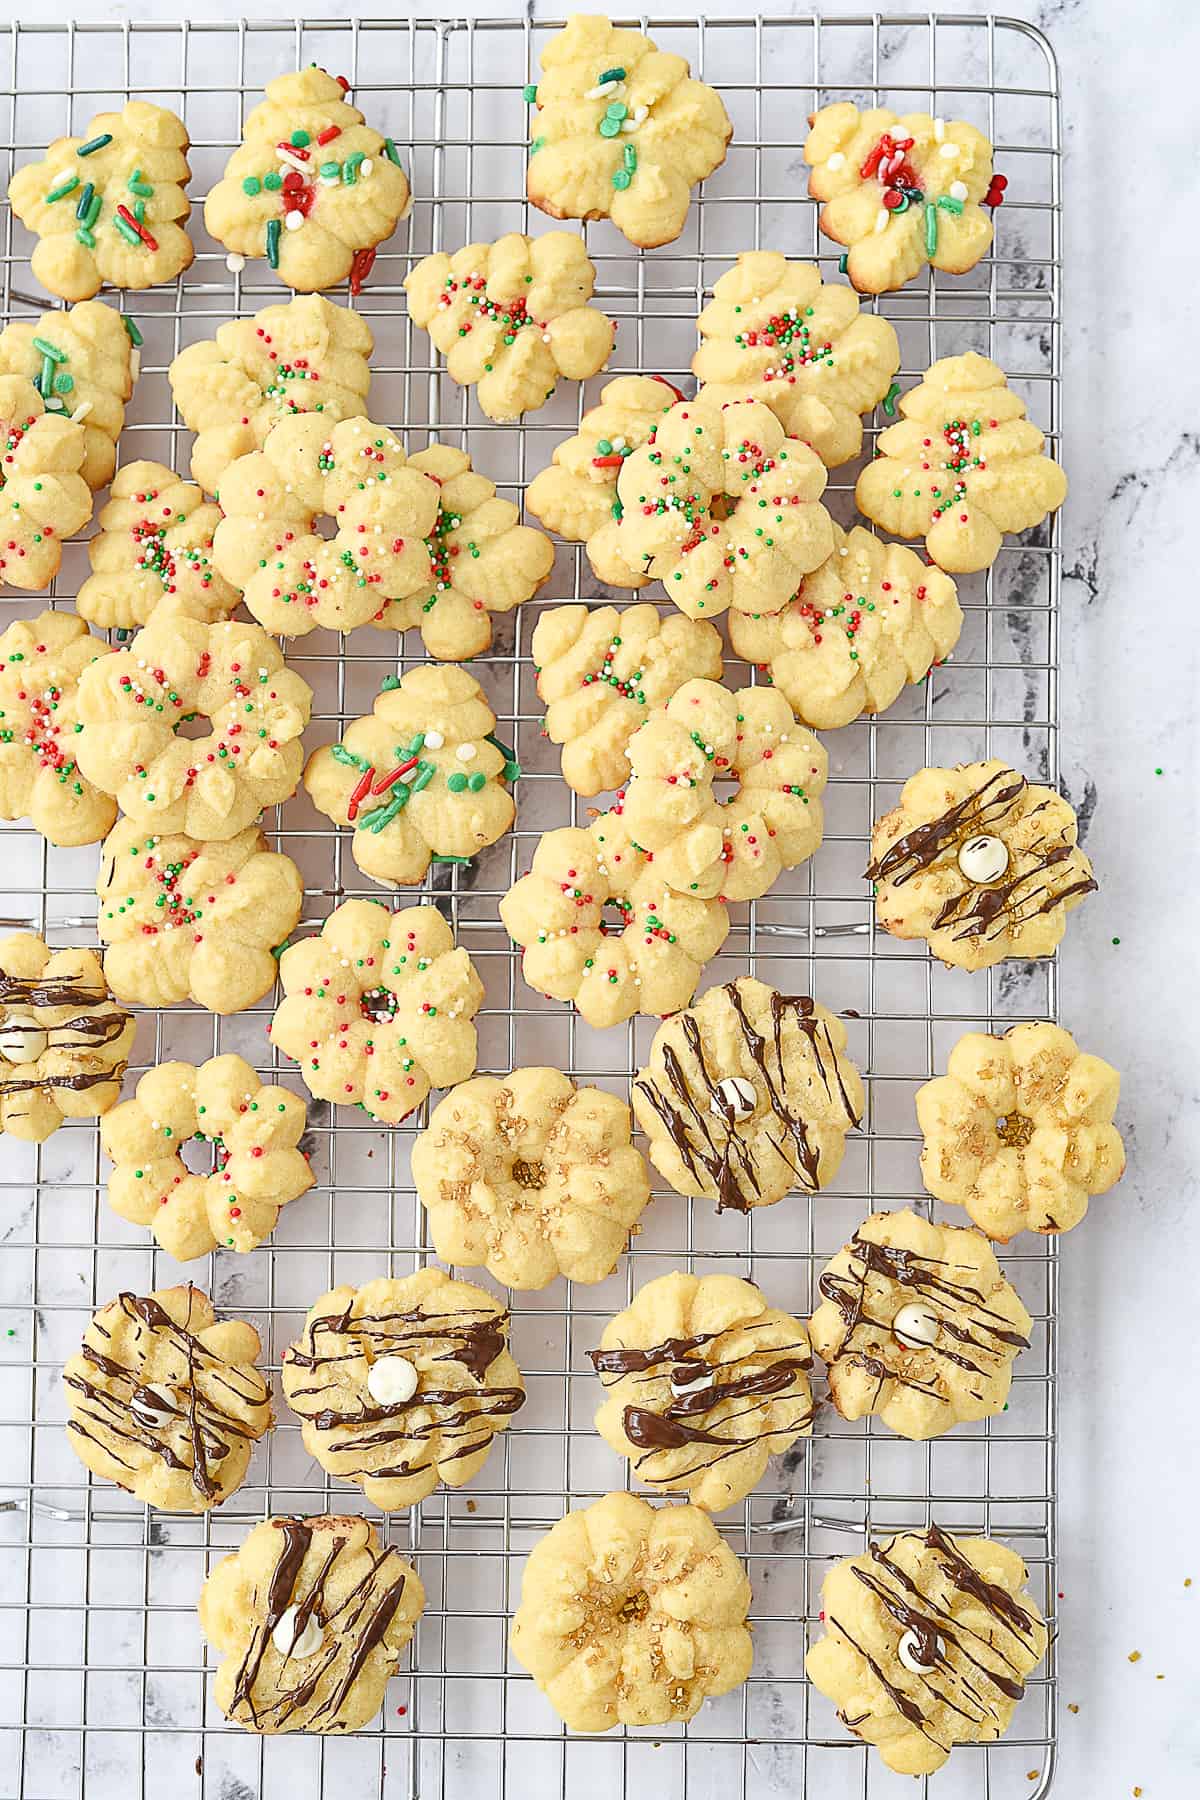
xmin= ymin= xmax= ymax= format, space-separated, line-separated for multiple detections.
xmin=102 ymin=1053 xmax=314 ymax=1260
xmin=405 ymin=231 xmax=616 ymax=421
xmin=270 ymin=899 xmax=484 ymax=1126
xmin=620 ymin=679 xmax=827 ymax=902
xmin=692 ymin=251 xmax=900 ymax=467
xmin=865 ymin=759 xmax=1097 ymax=970
xmin=0 ymin=300 xmax=135 ymax=490
xmin=728 ymin=523 xmax=963 ymax=730
xmin=97 ymin=820 xmax=303 ymax=1014
xmin=917 ymin=1022 xmax=1124 ymax=1240
xmin=304 ymin=666 xmax=518 ymax=887
xmin=75 ymin=601 xmax=312 ymax=840
xmin=0 ymin=610 xmax=117 ymax=846
xmin=0 ymin=376 xmax=93 ymax=591
xmin=412 ymin=1067 xmax=653 ymax=1289
xmin=525 ymin=15 xmax=733 ymax=250
xmin=856 ymin=352 xmax=1067 ymax=572
xmin=614 ymin=394 xmax=834 ymax=620
xmin=0 ymin=932 xmax=133 ymax=1142
xmin=168 ymin=294 xmax=373 ymax=495
xmin=76 ymin=462 xmax=240 ymax=629
xmin=204 ymin=68 xmax=410 ymax=292
xmin=499 ymin=806 xmax=729 ymax=1029
xmin=9 ymin=101 xmax=193 ymax=302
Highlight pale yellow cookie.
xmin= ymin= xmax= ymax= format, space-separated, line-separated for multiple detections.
xmin=525 ymin=15 xmax=732 ymax=250
xmin=592 ymin=1271 xmax=813 ymax=1511
xmin=412 ymin=1067 xmax=652 ymax=1289
xmin=76 ymin=462 xmax=240 ymax=629
xmin=0 ymin=610 xmax=117 ymax=846
xmin=917 ymin=1022 xmax=1124 ymax=1241
xmin=405 ymin=231 xmax=615 ymax=421
xmin=865 ymin=759 xmax=1096 ymax=970
xmin=282 ymin=1269 xmax=523 ymax=1509
xmin=0 ymin=932 xmax=133 ymax=1142
xmin=510 ymin=1490 xmax=753 ymax=1731
xmin=0 ymin=376 xmax=93 ymax=591
xmin=855 ymin=352 xmax=1067 ymax=572
xmin=270 ymin=899 xmax=484 ymax=1126
xmin=204 ymin=68 xmax=410 ymax=292
xmin=103 ymin=1054 xmax=314 ymax=1259
xmin=0 ymin=301 xmax=134 ymax=490
xmin=9 ymin=102 xmax=192 ymax=301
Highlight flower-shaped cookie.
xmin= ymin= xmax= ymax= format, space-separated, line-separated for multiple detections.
xmin=615 ymin=394 xmax=834 ymax=620
xmin=211 ymin=412 xmax=441 ymax=637
xmin=533 ymin=601 xmax=724 ymax=796
xmin=525 ymin=372 xmax=682 ymax=586
xmin=75 ymin=601 xmax=312 ymax=840
xmin=9 ymin=102 xmax=193 ymax=301
xmin=200 ymin=1514 xmax=424 ymax=1735
xmin=0 ymin=932 xmax=133 ymax=1142
xmin=270 ymin=899 xmax=484 ymax=1126
xmin=805 ymin=104 xmax=996 ymax=295
xmin=168 ymin=294 xmax=373 ymax=495
xmin=917 ymin=1022 xmax=1124 ymax=1241
xmin=856 ymin=353 xmax=1067 ymax=572
xmin=865 ymin=759 xmax=1097 ymax=970
xmin=808 ymin=1209 xmax=1032 ymax=1440
xmin=405 ymin=231 xmax=615 ymax=421
xmin=499 ymin=806 xmax=729 ymax=1029
xmin=510 ymin=1490 xmax=753 ymax=1732
xmin=96 ymin=820 xmax=303 ymax=1014
xmin=692 ymin=252 xmax=900 ymax=467
xmin=620 ymin=679 xmax=827 ymax=902
xmin=728 ymin=524 xmax=962 ymax=730
xmin=0 ymin=611 xmax=117 ymax=846
xmin=0 ymin=376 xmax=93 ymax=591
xmin=412 ymin=1067 xmax=652 ymax=1289
xmin=807 ymin=1527 xmax=1047 ymax=1777
xmin=282 ymin=1269 xmax=524 ymax=1510
xmin=76 ymin=462 xmax=240 ymax=629
xmin=204 ymin=68 xmax=410 ymax=292
xmin=591 ymin=1272 xmax=814 ymax=1511
xmin=304 ymin=667 xmax=518 ymax=888
xmin=63 ymin=1284 xmax=272 ymax=1511
xmin=103 ymin=1053 xmax=314 ymax=1260
xmin=632 ymin=978 xmax=863 ymax=1211
xmin=0 ymin=300 xmax=135 ymax=490
xmin=525 ymin=15 xmax=733 ymax=250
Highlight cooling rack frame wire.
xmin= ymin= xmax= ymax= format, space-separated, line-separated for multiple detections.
xmin=0 ymin=11 xmax=1065 ymax=1799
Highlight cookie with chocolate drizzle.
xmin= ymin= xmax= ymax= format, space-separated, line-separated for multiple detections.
xmin=0 ymin=932 xmax=134 ymax=1142
xmin=805 ymin=1523 xmax=1048 ymax=1775
xmin=591 ymin=1270 xmax=813 ymax=1510
xmin=62 ymin=1284 xmax=272 ymax=1511
xmin=282 ymin=1269 xmax=524 ymax=1510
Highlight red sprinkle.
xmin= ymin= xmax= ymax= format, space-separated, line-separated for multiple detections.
xmin=371 ymin=754 xmax=420 ymax=794
xmin=349 ymin=246 xmax=376 ymax=296
xmin=346 ymin=764 xmax=376 ymax=820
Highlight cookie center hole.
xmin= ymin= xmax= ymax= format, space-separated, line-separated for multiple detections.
xmin=172 ymin=711 xmax=211 ymax=740
xmin=360 ymin=986 xmax=398 ymax=1024
xmin=598 ymin=898 xmax=632 ymax=938
xmin=617 ymin=1589 xmax=650 ymax=1623
xmin=180 ymin=1132 xmax=225 ymax=1176
xmin=511 ymin=1158 xmax=546 ymax=1191
xmin=996 ymin=1113 xmax=1034 ymax=1148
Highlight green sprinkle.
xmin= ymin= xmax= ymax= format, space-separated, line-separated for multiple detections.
xmin=838 ymin=253 xmax=849 ymax=274
xmin=32 ymin=336 xmax=65 ymax=363
xmin=266 ymin=218 xmax=281 ymax=269
xmin=83 ymin=192 xmax=102 ymax=228
xmin=75 ymin=226 xmax=96 ymax=249
xmin=411 ymin=763 xmax=435 ymax=793
xmin=522 ymin=83 xmax=538 ymax=103
xmin=611 ymin=171 xmax=631 ymax=189
xmin=380 ymin=675 xmax=402 ymax=692
xmin=924 ymin=201 xmax=939 ymax=258
xmin=430 ymin=853 xmax=471 ymax=865
xmin=127 ymin=171 xmax=154 ymax=198
xmin=623 ymin=144 xmax=637 ymax=172
xmin=598 ymin=67 xmax=626 ymax=83
xmin=1111 ymin=937 xmax=1121 ymax=946
xmin=360 ymin=790 xmax=408 ymax=833
xmin=76 ymin=133 xmax=113 ymax=157
xmin=45 ymin=174 xmax=79 ymax=204
xmin=112 ymin=214 xmax=141 ymax=248
xmin=937 ymin=194 xmax=964 ymax=216
xmin=447 ymin=771 xmax=468 ymax=793
xmin=881 ymin=382 xmax=901 ymax=418
xmin=291 ymin=130 xmax=311 ymax=148
xmin=75 ymin=182 xmax=94 ymax=220
xmin=331 ymin=743 xmax=370 ymax=772
xmin=383 ymin=138 xmax=403 ymax=167
xmin=263 ymin=171 xmax=283 ymax=192
xmin=598 ymin=116 xmax=621 ymax=139
xmin=242 ymin=175 xmax=262 ymax=197
xmin=121 ymin=314 xmax=143 ymax=348
xmin=320 ymin=160 xmax=341 ymax=179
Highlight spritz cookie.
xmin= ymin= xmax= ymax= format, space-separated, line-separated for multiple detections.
xmin=591 ymin=1271 xmax=813 ymax=1511
xmin=102 ymin=1054 xmax=313 ymax=1260
xmin=63 ymin=1284 xmax=272 ymax=1511
xmin=282 ymin=1269 xmax=524 ymax=1510
xmin=199 ymin=1514 xmax=424 ymax=1734
xmin=632 ymin=978 xmax=863 ymax=1212
xmin=808 ymin=1209 xmax=1031 ymax=1440
xmin=806 ymin=1525 xmax=1048 ymax=1775
xmin=0 ymin=610 xmax=117 ymax=846
xmin=728 ymin=524 xmax=962 ymax=731
xmin=510 ymin=1490 xmax=752 ymax=1732
xmin=270 ymin=899 xmax=484 ymax=1126
xmin=524 ymin=14 xmax=733 ymax=250
xmin=855 ymin=353 xmax=1067 ymax=572
xmin=405 ymin=231 xmax=615 ymax=421
xmin=0 ymin=933 xmax=133 ymax=1142
xmin=805 ymin=104 xmax=997 ymax=295
xmin=692 ymin=251 xmax=900 ymax=467
xmin=865 ymin=759 xmax=1096 ymax=970
xmin=204 ymin=67 xmax=410 ymax=292
xmin=0 ymin=376 xmax=93 ymax=592
xmin=9 ymin=102 xmax=192 ymax=302
xmin=533 ymin=602 xmax=723 ymax=796
xmin=76 ymin=462 xmax=240 ymax=629
xmin=917 ymin=1022 xmax=1124 ymax=1241
xmin=412 ymin=1067 xmax=652 ymax=1289
xmin=0 ymin=300 xmax=135 ymax=490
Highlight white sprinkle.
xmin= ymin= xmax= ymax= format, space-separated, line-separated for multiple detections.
xmin=873 ymin=208 xmax=890 ymax=234
xmin=826 ymin=151 xmax=845 ymax=171
xmin=939 ymin=142 xmax=959 ymax=160
xmin=455 ymin=743 xmax=477 ymax=762
xmin=611 ymin=436 xmax=627 ymax=451
xmin=949 ymin=180 xmax=969 ymax=202
xmin=933 ymin=117 xmax=946 ymax=142
xmin=423 ymin=729 xmax=444 ymax=749
xmin=584 ymin=79 xmax=619 ymax=100
xmin=360 ymin=158 xmax=373 ymax=177
xmin=226 ymin=252 xmax=246 ymax=273
xmin=129 ymin=349 xmax=140 ymax=380
xmin=275 ymin=147 xmax=311 ymax=176
xmin=284 ymin=210 xmax=305 ymax=232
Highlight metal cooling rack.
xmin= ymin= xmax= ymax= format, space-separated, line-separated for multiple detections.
xmin=0 ymin=12 xmax=1065 ymax=1800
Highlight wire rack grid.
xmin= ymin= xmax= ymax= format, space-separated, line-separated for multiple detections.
xmin=0 ymin=12 xmax=1066 ymax=1800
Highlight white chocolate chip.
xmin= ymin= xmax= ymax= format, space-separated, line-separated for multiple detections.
xmin=949 ymin=180 xmax=968 ymax=202
xmin=130 ymin=1382 xmax=176 ymax=1428
xmin=272 ymin=1604 xmax=324 ymax=1660
xmin=669 ymin=1364 xmax=716 ymax=1399
xmin=284 ymin=210 xmax=305 ymax=231
xmin=898 ymin=1627 xmax=940 ymax=1673
xmin=710 ymin=1076 xmax=756 ymax=1120
xmin=0 ymin=1021 xmax=47 ymax=1063
xmin=892 ymin=1303 xmax=940 ymax=1349
xmin=957 ymin=833 xmax=1009 ymax=885
xmin=367 ymin=1355 xmax=419 ymax=1406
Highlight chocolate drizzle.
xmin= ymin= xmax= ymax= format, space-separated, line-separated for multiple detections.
xmin=0 ymin=968 xmax=131 ymax=1103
